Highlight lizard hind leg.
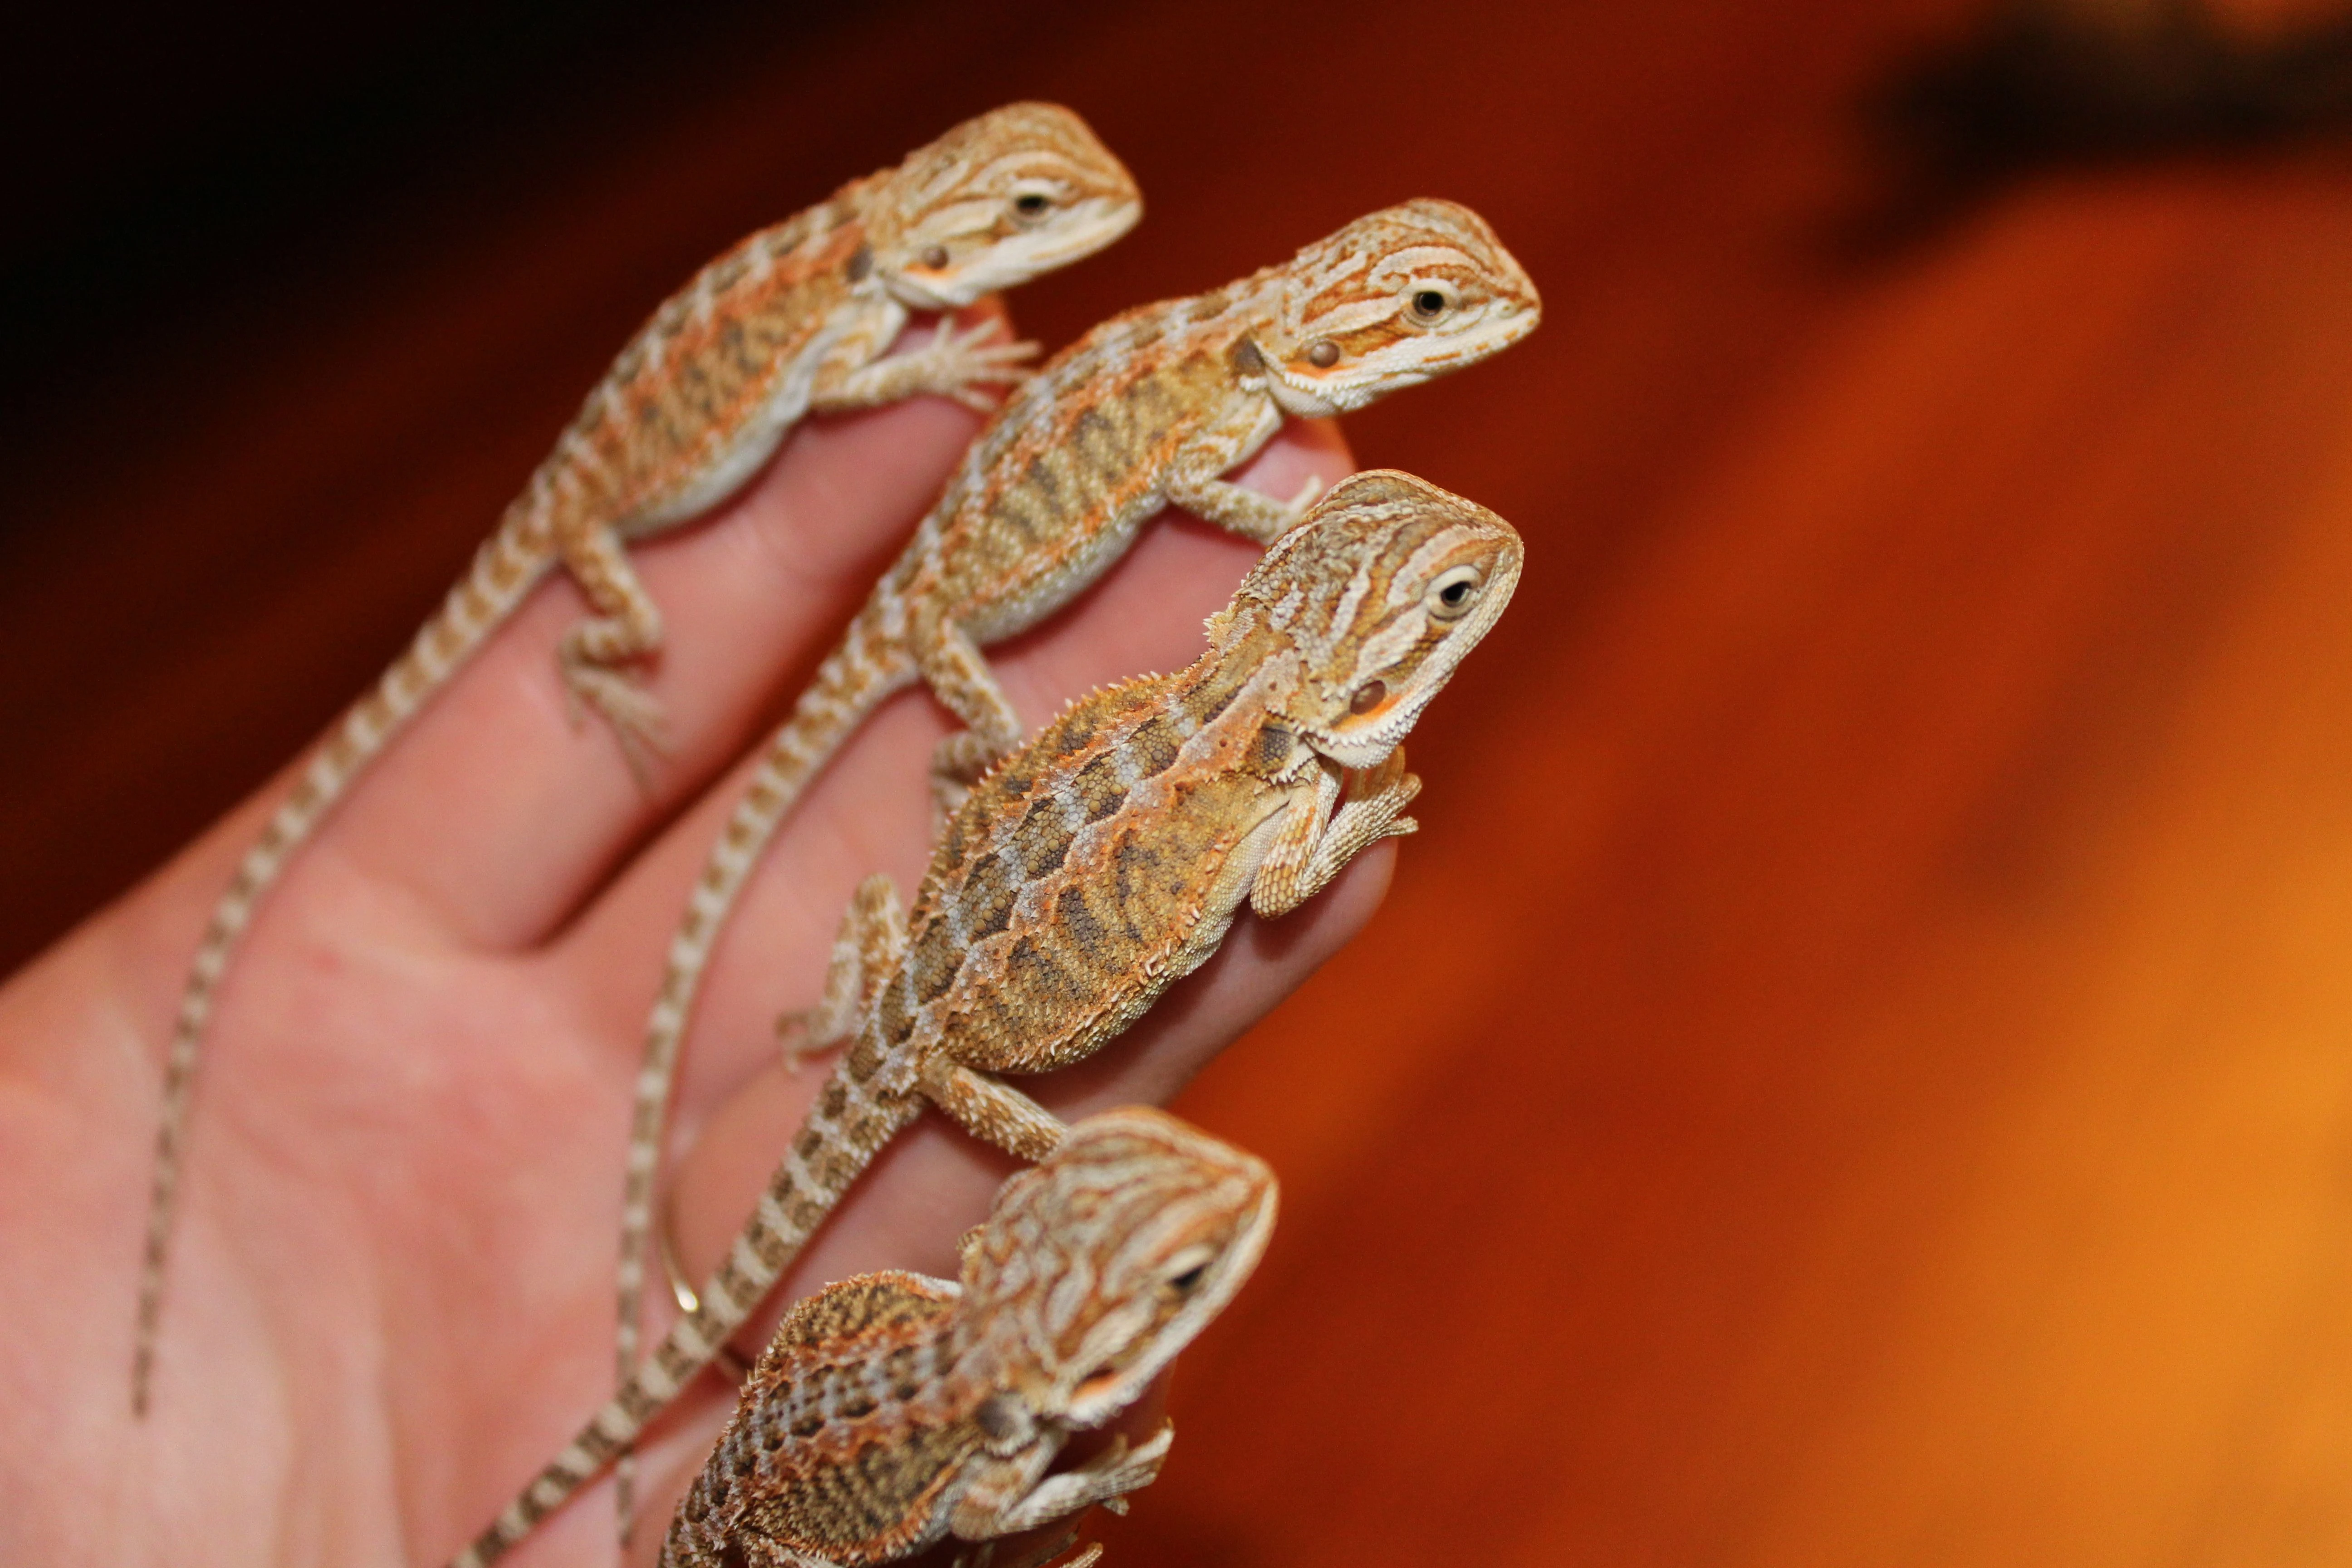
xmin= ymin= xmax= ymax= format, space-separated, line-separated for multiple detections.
xmin=778 ymin=874 xmax=906 ymax=1071
xmin=913 ymin=618 xmax=1027 ymax=816
xmin=918 ymin=1061 xmax=1067 ymax=1164
xmin=554 ymin=521 xmax=671 ymax=783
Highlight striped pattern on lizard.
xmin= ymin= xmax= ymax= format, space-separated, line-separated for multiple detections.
xmin=657 ymin=1106 xmax=1275 ymax=1568
xmin=132 ymin=103 xmax=1142 ymax=1413
xmin=451 ymin=467 xmax=1523 ymax=1563
xmin=616 ymin=200 xmax=1542 ymax=1421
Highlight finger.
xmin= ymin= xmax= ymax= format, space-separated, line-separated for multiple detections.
xmin=311 ymin=306 xmax=1014 ymax=952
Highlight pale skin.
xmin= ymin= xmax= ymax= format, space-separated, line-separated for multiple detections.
xmin=0 ymin=308 xmax=1378 ymax=1568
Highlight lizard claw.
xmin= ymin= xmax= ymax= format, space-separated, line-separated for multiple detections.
xmin=1283 ymin=470 xmax=1325 ymax=516
xmin=1075 ymin=1420 xmax=1173 ymax=1499
xmin=563 ymin=664 xmax=669 ymax=788
xmin=1128 ymin=1421 xmax=1175 ymax=1465
xmin=1328 ymin=755 xmax=1421 ymax=850
xmin=928 ymin=315 xmax=1040 ymax=411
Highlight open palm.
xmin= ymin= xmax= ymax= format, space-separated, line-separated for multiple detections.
xmin=0 ymin=314 xmax=1378 ymax=1567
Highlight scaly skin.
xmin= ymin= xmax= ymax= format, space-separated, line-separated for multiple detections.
xmin=132 ymin=103 xmax=1142 ymax=1414
xmin=458 ymin=468 xmax=1522 ymax=1564
xmin=657 ymin=1107 xmax=1275 ymax=1568
xmin=617 ymin=201 xmax=1542 ymax=1417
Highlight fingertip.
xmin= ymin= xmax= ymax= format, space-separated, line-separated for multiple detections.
xmin=1240 ymin=415 xmax=1352 ymax=497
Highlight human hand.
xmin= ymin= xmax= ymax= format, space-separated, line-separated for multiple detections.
xmin=0 ymin=309 xmax=1378 ymax=1566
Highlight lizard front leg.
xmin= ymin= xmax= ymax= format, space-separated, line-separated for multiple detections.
xmin=813 ymin=314 xmax=1040 ymax=415
xmin=1162 ymin=394 xmax=1318 ymax=545
xmin=950 ymin=1425 xmax=1176 ymax=1542
xmin=1249 ymin=749 xmax=1421 ymax=919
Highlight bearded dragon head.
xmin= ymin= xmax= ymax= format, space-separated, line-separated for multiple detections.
xmin=872 ymin=102 xmax=1143 ymax=311
xmin=1230 ymin=468 xmax=1523 ymax=771
xmin=959 ymin=1107 xmax=1276 ymax=1440
xmin=1244 ymin=199 xmax=1541 ymax=418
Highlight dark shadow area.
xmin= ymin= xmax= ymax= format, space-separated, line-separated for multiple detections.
xmin=1852 ymin=0 xmax=2352 ymax=246
xmin=0 ymin=0 xmax=848 ymax=485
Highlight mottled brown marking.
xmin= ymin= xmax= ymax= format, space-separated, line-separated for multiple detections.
xmin=1069 ymin=751 xmax=1129 ymax=823
xmin=1251 ymin=723 xmax=1296 ymax=770
xmin=1003 ymin=935 xmax=1082 ymax=1004
xmin=1004 ymin=797 xmax=1074 ymax=882
xmin=876 ymin=983 xmax=918 ymax=1049
xmin=1055 ymin=886 xmax=1112 ymax=959
xmin=959 ymin=854 xmax=1021 ymax=941
xmin=1127 ymin=716 xmax=1182 ymax=780
xmin=906 ymin=927 xmax=964 ymax=1005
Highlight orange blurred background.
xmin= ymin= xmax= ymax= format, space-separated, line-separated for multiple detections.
xmin=13 ymin=0 xmax=2352 ymax=1560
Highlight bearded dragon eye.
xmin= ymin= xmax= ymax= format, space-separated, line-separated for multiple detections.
xmin=1307 ymin=339 xmax=1341 ymax=368
xmin=1168 ymin=1262 xmax=1209 ymax=1294
xmin=921 ymin=244 xmax=950 ymax=269
xmin=1349 ymin=680 xmax=1387 ymax=715
xmin=1012 ymin=191 xmax=1053 ymax=221
xmin=1410 ymin=288 xmax=1450 ymax=323
xmin=1426 ymin=566 xmax=1482 ymax=622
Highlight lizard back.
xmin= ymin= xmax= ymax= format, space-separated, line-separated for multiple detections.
xmin=673 ymin=1272 xmax=985 ymax=1567
xmin=547 ymin=181 xmax=877 ymax=543
xmin=898 ymin=279 xmax=1275 ymax=639
xmin=902 ymin=646 xmax=1306 ymax=1075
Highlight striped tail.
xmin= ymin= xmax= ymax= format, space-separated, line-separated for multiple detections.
xmin=132 ymin=506 xmax=554 ymax=1415
xmin=452 ymin=1055 xmax=920 ymax=1568
xmin=612 ymin=595 xmax=914 ymax=1529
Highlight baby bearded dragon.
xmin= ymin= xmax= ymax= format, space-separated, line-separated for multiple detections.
xmin=618 ymin=198 xmax=1541 ymax=1396
xmin=132 ymin=103 xmax=1142 ymax=1413
xmin=455 ymin=467 xmax=1522 ymax=1563
xmin=656 ymin=1105 xmax=1276 ymax=1568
